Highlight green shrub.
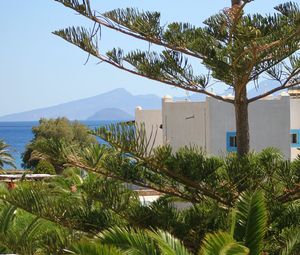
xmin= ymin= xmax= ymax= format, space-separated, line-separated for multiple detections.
xmin=22 ymin=117 xmax=97 ymax=171
xmin=35 ymin=160 xmax=56 ymax=175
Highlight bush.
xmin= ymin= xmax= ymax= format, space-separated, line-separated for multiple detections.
xmin=35 ymin=160 xmax=56 ymax=175
xmin=22 ymin=117 xmax=97 ymax=171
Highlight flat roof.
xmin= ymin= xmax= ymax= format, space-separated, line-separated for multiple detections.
xmin=0 ymin=174 xmax=56 ymax=181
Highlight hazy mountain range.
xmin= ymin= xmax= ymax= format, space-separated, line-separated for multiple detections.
xmin=0 ymin=88 xmax=160 ymax=121
xmin=0 ymin=81 xmax=281 ymax=121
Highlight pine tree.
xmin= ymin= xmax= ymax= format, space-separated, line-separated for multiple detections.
xmin=52 ymin=0 xmax=300 ymax=157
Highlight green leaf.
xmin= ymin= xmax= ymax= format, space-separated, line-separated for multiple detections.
xmin=71 ymin=241 xmax=122 ymax=255
xmin=280 ymin=228 xmax=300 ymax=255
xmin=100 ymin=227 xmax=159 ymax=255
xmin=199 ymin=231 xmax=249 ymax=255
xmin=234 ymin=191 xmax=267 ymax=255
xmin=148 ymin=230 xmax=192 ymax=255
xmin=0 ymin=205 xmax=17 ymax=234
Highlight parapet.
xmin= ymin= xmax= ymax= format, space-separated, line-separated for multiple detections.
xmin=162 ymin=95 xmax=173 ymax=103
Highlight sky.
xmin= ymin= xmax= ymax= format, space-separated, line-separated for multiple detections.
xmin=0 ymin=0 xmax=285 ymax=116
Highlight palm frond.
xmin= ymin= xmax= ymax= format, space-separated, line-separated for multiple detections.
xmin=0 ymin=139 xmax=16 ymax=169
xmin=199 ymin=231 xmax=249 ymax=255
xmin=148 ymin=230 xmax=192 ymax=255
xmin=100 ymin=227 xmax=159 ymax=255
xmin=234 ymin=191 xmax=267 ymax=255
xmin=0 ymin=204 xmax=16 ymax=234
xmin=70 ymin=241 xmax=122 ymax=255
xmin=280 ymin=227 xmax=300 ymax=255
xmin=0 ymin=203 xmax=71 ymax=254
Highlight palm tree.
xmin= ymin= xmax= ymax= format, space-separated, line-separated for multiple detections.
xmin=0 ymin=139 xmax=16 ymax=169
xmin=0 ymin=167 xmax=299 ymax=254
xmin=92 ymin=191 xmax=266 ymax=255
xmin=0 ymin=203 xmax=74 ymax=254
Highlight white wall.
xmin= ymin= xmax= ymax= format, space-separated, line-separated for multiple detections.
xmin=136 ymin=95 xmax=293 ymax=159
xmin=206 ymin=96 xmax=291 ymax=158
xmin=249 ymin=96 xmax=290 ymax=158
xmin=162 ymin=96 xmax=291 ymax=158
xmin=290 ymin=98 xmax=300 ymax=159
xmin=135 ymin=108 xmax=163 ymax=151
xmin=162 ymin=100 xmax=207 ymax=152
xmin=139 ymin=195 xmax=160 ymax=205
xmin=206 ymin=97 xmax=235 ymax=155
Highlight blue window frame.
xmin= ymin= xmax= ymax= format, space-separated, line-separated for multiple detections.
xmin=290 ymin=129 xmax=300 ymax=147
xmin=226 ymin=131 xmax=237 ymax=152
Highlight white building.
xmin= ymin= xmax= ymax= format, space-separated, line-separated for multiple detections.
xmin=135 ymin=92 xmax=300 ymax=160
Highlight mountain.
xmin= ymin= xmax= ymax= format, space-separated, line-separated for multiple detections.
xmin=247 ymin=80 xmax=282 ymax=98
xmin=87 ymin=108 xmax=133 ymax=121
xmin=174 ymin=80 xmax=282 ymax=102
xmin=175 ymin=93 xmax=206 ymax=102
xmin=0 ymin=80 xmax=283 ymax=122
xmin=0 ymin=88 xmax=161 ymax=121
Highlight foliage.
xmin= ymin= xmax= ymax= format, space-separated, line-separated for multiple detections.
xmin=53 ymin=0 xmax=300 ymax=95
xmin=22 ymin=117 xmax=96 ymax=172
xmin=0 ymin=139 xmax=16 ymax=169
xmin=0 ymin=202 xmax=74 ymax=254
xmin=233 ymin=191 xmax=267 ymax=255
xmin=64 ymin=123 xmax=300 ymax=207
xmin=71 ymin=241 xmax=122 ymax=255
xmin=0 ymin=157 xmax=299 ymax=254
xmin=34 ymin=160 xmax=56 ymax=175
xmin=1 ymin=149 xmax=299 ymax=253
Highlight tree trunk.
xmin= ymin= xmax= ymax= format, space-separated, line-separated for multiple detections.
xmin=234 ymin=86 xmax=250 ymax=157
xmin=231 ymin=0 xmax=242 ymax=6
xmin=232 ymin=0 xmax=248 ymax=157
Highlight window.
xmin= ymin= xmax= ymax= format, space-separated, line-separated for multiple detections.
xmin=226 ymin=131 xmax=237 ymax=152
xmin=291 ymin=133 xmax=298 ymax=144
xmin=229 ymin=136 xmax=237 ymax=148
xmin=291 ymin=130 xmax=300 ymax=147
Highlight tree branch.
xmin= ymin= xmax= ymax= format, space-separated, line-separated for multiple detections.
xmin=276 ymin=184 xmax=300 ymax=203
xmin=248 ymin=71 xmax=300 ymax=102
xmin=53 ymin=31 xmax=234 ymax=103
xmin=54 ymin=0 xmax=204 ymax=59
xmin=66 ymin=159 xmax=198 ymax=203
xmin=139 ymin=157 xmax=231 ymax=206
xmin=91 ymin=129 xmax=232 ymax=206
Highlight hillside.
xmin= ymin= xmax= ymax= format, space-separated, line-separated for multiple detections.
xmin=0 ymin=81 xmax=281 ymax=122
xmin=0 ymin=88 xmax=161 ymax=121
xmin=87 ymin=108 xmax=133 ymax=121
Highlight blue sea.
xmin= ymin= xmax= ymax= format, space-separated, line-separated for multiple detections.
xmin=0 ymin=121 xmax=112 ymax=169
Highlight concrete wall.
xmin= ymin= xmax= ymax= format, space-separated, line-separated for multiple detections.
xmin=162 ymin=99 xmax=207 ymax=151
xmin=135 ymin=107 xmax=163 ymax=151
xmin=205 ymin=96 xmax=291 ymax=158
xmin=290 ymin=98 xmax=300 ymax=159
xmin=135 ymin=95 xmax=294 ymax=159
xmin=206 ymin=97 xmax=235 ymax=155
xmin=249 ymin=96 xmax=290 ymax=158
xmin=162 ymin=96 xmax=291 ymax=158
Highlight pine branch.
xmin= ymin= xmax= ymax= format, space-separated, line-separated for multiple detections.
xmin=54 ymin=0 xmax=206 ymax=59
xmin=0 ymin=181 xmax=114 ymax=234
xmin=90 ymin=125 xmax=232 ymax=206
xmin=248 ymin=71 xmax=300 ymax=102
xmin=72 ymin=161 xmax=197 ymax=203
xmin=53 ymin=27 xmax=234 ymax=103
xmin=276 ymin=184 xmax=300 ymax=203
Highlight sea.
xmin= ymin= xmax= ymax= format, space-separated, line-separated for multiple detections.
xmin=0 ymin=121 xmax=113 ymax=169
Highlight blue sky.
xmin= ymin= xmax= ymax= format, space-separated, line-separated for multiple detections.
xmin=0 ymin=0 xmax=285 ymax=116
